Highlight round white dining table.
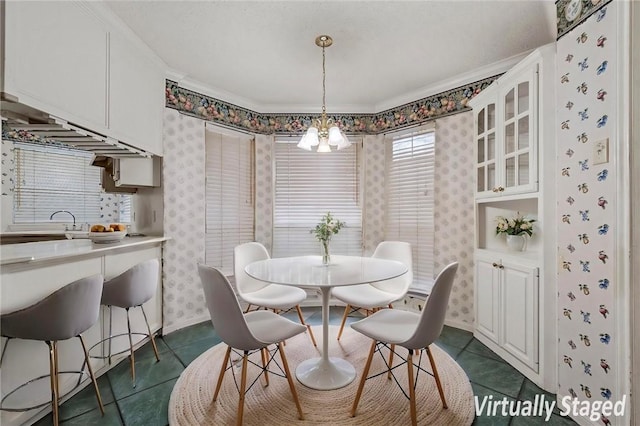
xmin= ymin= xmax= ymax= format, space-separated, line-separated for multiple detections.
xmin=245 ymin=255 xmax=408 ymax=390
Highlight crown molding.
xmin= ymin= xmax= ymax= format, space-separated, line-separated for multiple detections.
xmin=374 ymin=50 xmax=532 ymax=112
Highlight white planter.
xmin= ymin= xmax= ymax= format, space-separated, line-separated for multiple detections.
xmin=506 ymin=234 xmax=527 ymax=252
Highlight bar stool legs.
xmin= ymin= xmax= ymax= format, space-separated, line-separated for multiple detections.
xmin=79 ymin=335 xmax=105 ymax=416
xmin=125 ymin=308 xmax=136 ymax=386
xmin=42 ymin=336 xmax=104 ymax=426
xmin=46 ymin=341 xmax=59 ymax=426
xmin=141 ymin=305 xmax=160 ymax=362
xmin=99 ymin=304 xmax=160 ymax=388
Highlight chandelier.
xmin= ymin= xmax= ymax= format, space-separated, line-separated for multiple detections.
xmin=297 ymin=35 xmax=351 ymax=152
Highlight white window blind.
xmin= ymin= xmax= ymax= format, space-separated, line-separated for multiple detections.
xmin=385 ymin=128 xmax=435 ymax=292
xmin=14 ymin=143 xmax=103 ymax=224
xmin=273 ymin=139 xmax=362 ymax=258
xmin=205 ymin=128 xmax=255 ymax=275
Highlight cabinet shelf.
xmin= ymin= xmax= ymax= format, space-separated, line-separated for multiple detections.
xmin=475 ymin=248 xmax=539 ymax=266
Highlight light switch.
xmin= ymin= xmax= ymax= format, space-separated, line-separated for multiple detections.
xmin=593 ymin=138 xmax=609 ymax=165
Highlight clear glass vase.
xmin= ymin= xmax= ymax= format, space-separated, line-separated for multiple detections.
xmin=321 ymin=240 xmax=331 ymax=265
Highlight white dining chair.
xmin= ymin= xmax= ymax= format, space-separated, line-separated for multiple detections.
xmin=332 ymin=241 xmax=413 ymax=340
xmin=234 ymin=242 xmax=317 ymax=347
xmin=197 ymin=264 xmax=306 ymax=425
xmin=349 ymin=262 xmax=458 ymax=426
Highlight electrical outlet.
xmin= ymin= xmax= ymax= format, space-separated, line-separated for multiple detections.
xmin=593 ymin=138 xmax=609 ymax=165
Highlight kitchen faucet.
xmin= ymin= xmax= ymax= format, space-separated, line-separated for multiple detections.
xmin=50 ymin=210 xmax=77 ymax=230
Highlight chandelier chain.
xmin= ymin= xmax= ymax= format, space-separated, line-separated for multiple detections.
xmin=321 ymin=43 xmax=326 ymax=115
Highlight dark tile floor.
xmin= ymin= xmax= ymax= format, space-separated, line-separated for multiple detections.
xmin=33 ymin=307 xmax=577 ymax=426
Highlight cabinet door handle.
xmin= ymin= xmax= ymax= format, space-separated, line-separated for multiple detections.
xmin=492 ymin=187 xmax=499 ymax=193
xmin=492 ymin=262 xmax=504 ymax=269
xmin=499 ymin=186 xmax=505 ymax=192
xmin=492 ymin=262 xmax=498 ymax=268
xmin=498 ymin=264 xmax=504 ymax=269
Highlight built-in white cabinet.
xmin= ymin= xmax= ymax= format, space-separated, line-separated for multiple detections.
xmin=3 ymin=1 xmax=109 ymax=131
xmin=475 ymin=255 xmax=538 ymax=371
xmin=2 ymin=1 xmax=164 ymax=156
xmin=471 ymin=56 xmax=538 ymax=198
xmin=470 ymin=43 xmax=556 ymax=390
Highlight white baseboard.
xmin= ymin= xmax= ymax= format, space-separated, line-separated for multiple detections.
xmin=444 ymin=318 xmax=474 ymax=332
xmin=162 ymin=313 xmax=210 ymax=335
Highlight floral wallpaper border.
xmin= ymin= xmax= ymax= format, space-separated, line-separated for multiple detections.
xmin=2 ymin=121 xmax=70 ymax=150
xmin=165 ymin=75 xmax=500 ymax=135
xmin=556 ymin=0 xmax=613 ymax=40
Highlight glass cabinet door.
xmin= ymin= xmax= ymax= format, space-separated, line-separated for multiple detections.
xmin=499 ymin=67 xmax=537 ymax=195
xmin=476 ymin=103 xmax=497 ymax=195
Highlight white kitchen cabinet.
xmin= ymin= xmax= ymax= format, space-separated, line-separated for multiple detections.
xmin=109 ymin=31 xmax=165 ymax=156
xmin=474 ymin=255 xmax=539 ymax=371
xmin=2 ymin=1 xmax=164 ymax=156
xmin=3 ymin=1 xmax=109 ymax=132
xmin=470 ymin=54 xmax=539 ymax=199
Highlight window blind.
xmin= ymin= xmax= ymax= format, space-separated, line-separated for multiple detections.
xmin=385 ymin=129 xmax=435 ymax=292
xmin=14 ymin=142 xmax=103 ymax=224
xmin=273 ymin=139 xmax=362 ymax=258
xmin=204 ymin=128 xmax=255 ymax=275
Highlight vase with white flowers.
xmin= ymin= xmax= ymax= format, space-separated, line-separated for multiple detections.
xmin=311 ymin=212 xmax=345 ymax=265
xmin=495 ymin=212 xmax=535 ymax=251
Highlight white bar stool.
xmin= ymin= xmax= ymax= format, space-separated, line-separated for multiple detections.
xmin=88 ymin=259 xmax=160 ymax=387
xmin=0 ymin=274 xmax=105 ymax=425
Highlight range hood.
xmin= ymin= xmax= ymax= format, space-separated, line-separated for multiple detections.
xmin=1 ymin=99 xmax=151 ymax=158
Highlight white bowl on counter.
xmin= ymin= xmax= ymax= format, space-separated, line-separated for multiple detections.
xmin=88 ymin=231 xmax=127 ymax=244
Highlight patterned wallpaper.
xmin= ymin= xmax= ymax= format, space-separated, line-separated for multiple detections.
xmin=434 ymin=112 xmax=475 ymax=327
xmin=362 ymin=134 xmax=386 ymax=256
xmin=556 ymin=3 xmax=618 ymax=423
xmin=161 ymin=109 xmax=207 ymax=331
xmin=253 ymin=134 xmax=274 ymax=253
xmin=165 ymin=75 xmax=500 ymax=136
xmin=556 ymin=0 xmax=613 ymax=40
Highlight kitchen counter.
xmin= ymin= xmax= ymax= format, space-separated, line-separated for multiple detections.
xmin=0 ymin=235 xmax=166 ymax=426
xmin=0 ymin=235 xmax=167 ymax=266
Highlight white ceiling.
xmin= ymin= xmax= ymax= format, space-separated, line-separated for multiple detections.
xmin=104 ymin=1 xmax=556 ymax=113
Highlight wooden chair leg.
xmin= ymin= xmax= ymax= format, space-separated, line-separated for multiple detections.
xmin=213 ymin=346 xmax=232 ymax=402
xmin=125 ymin=308 xmax=136 ymax=387
xmin=407 ymin=349 xmax=417 ymax=426
xmin=337 ymin=304 xmax=351 ymax=340
xmin=53 ymin=342 xmax=61 ymax=415
xmin=47 ymin=341 xmax=59 ymax=426
xmin=141 ymin=305 xmax=160 ymax=362
xmin=278 ymin=342 xmax=304 ymax=420
xmin=295 ymin=305 xmax=317 ymax=347
xmin=237 ymin=352 xmax=248 ymax=426
xmin=426 ymin=346 xmax=448 ymax=409
xmin=79 ymin=335 xmax=105 ymax=415
xmin=387 ymin=344 xmax=395 ymax=380
xmin=261 ymin=348 xmax=269 ymax=386
xmin=351 ymin=339 xmax=377 ymax=417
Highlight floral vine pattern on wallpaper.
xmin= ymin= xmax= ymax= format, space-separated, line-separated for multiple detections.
xmin=165 ymin=74 xmax=500 ymax=135
xmin=556 ymin=3 xmax=617 ymax=422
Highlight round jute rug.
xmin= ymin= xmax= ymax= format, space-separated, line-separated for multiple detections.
xmin=169 ymin=325 xmax=474 ymax=425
